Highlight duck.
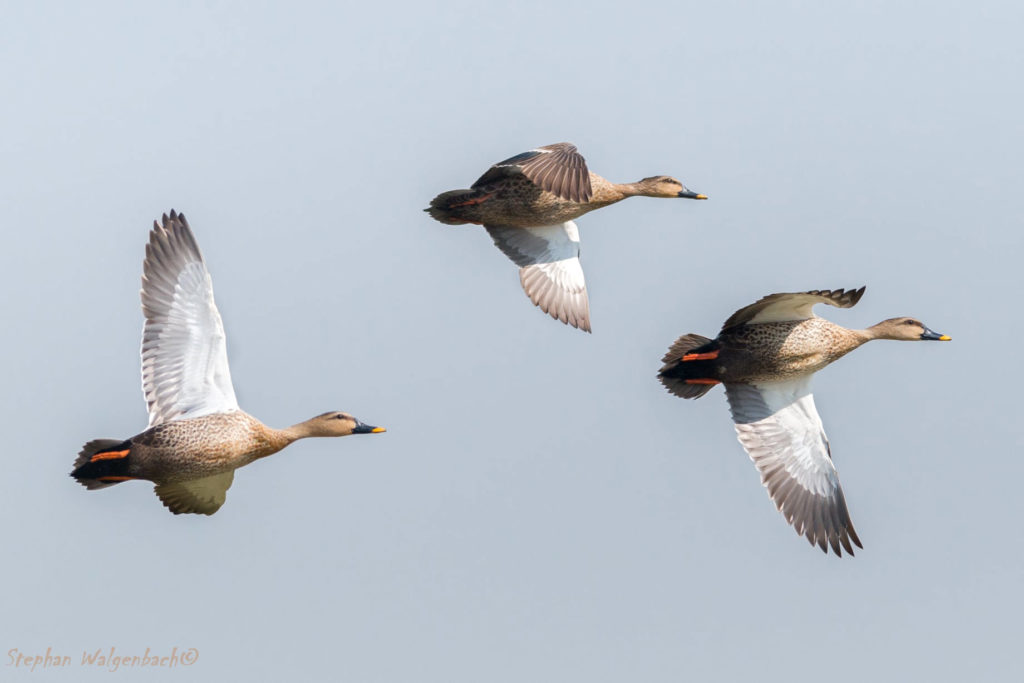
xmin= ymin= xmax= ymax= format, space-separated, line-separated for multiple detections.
xmin=656 ymin=287 xmax=950 ymax=556
xmin=426 ymin=142 xmax=706 ymax=332
xmin=71 ymin=211 xmax=385 ymax=515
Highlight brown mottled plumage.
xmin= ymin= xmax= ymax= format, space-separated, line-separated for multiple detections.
xmin=426 ymin=143 xmax=706 ymax=227
xmin=71 ymin=212 xmax=385 ymax=515
xmin=426 ymin=143 xmax=707 ymax=332
xmin=657 ymin=287 xmax=950 ymax=556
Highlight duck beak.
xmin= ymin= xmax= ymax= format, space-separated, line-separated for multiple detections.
xmin=678 ymin=187 xmax=708 ymax=200
xmin=920 ymin=327 xmax=951 ymax=341
xmin=353 ymin=421 xmax=387 ymax=434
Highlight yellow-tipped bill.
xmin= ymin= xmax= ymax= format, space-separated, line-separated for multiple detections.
xmin=920 ymin=326 xmax=950 ymax=341
xmin=353 ymin=421 xmax=386 ymax=434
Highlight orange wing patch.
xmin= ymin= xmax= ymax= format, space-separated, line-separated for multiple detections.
xmin=448 ymin=192 xmax=495 ymax=208
xmin=90 ymin=449 xmax=130 ymax=463
xmin=684 ymin=379 xmax=721 ymax=385
xmin=681 ymin=350 xmax=719 ymax=361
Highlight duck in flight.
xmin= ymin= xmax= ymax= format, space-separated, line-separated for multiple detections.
xmin=71 ymin=211 xmax=385 ymax=515
xmin=657 ymin=287 xmax=949 ymax=555
xmin=427 ymin=142 xmax=706 ymax=332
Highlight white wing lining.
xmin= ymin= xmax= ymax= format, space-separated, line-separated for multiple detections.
xmin=140 ymin=211 xmax=239 ymax=426
xmin=486 ymin=221 xmax=591 ymax=332
xmin=725 ymin=378 xmax=862 ymax=555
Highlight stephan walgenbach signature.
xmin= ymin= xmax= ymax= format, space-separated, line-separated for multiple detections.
xmin=8 ymin=646 xmax=198 ymax=672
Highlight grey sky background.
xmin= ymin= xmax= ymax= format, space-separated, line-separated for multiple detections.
xmin=2 ymin=1 xmax=1021 ymax=680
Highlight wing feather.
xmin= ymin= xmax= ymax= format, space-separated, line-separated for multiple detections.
xmin=486 ymin=221 xmax=591 ymax=332
xmin=153 ymin=471 xmax=235 ymax=515
xmin=722 ymin=287 xmax=866 ymax=331
xmin=140 ymin=211 xmax=239 ymax=427
xmin=725 ymin=378 xmax=862 ymax=556
xmin=473 ymin=143 xmax=592 ymax=203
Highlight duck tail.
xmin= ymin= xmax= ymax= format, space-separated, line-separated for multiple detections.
xmin=424 ymin=189 xmax=488 ymax=225
xmin=657 ymin=334 xmax=721 ymax=399
xmin=71 ymin=439 xmax=136 ymax=489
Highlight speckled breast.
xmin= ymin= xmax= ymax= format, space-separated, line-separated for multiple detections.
xmin=719 ymin=318 xmax=861 ymax=383
xmin=130 ymin=412 xmax=276 ymax=482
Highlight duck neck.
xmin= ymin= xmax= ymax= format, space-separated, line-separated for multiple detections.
xmin=861 ymin=322 xmax=910 ymax=342
xmin=621 ymin=176 xmax=683 ymax=198
xmin=277 ymin=418 xmax=328 ymax=443
xmin=588 ymin=176 xmax=636 ymax=206
xmin=620 ymin=181 xmax=654 ymax=197
xmin=847 ymin=327 xmax=876 ymax=348
xmin=822 ymin=326 xmax=873 ymax=364
xmin=257 ymin=421 xmax=315 ymax=456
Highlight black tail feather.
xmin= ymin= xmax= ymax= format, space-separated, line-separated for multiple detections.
xmin=424 ymin=189 xmax=485 ymax=225
xmin=657 ymin=334 xmax=720 ymax=399
xmin=71 ymin=439 xmax=134 ymax=490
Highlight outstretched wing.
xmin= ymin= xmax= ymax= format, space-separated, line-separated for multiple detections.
xmin=486 ymin=222 xmax=591 ymax=332
xmin=154 ymin=471 xmax=235 ymax=515
xmin=722 ymin=287 xmax=866 ymax=331
xmin=473 ymin=142 xmax=592 ymax=203
xmin=724 ymin=378 xmax=862 ymax=556
xmin=140 ymin=211 xmax=239 ymax=427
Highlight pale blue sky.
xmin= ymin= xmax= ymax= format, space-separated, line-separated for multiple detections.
xmin=2 ymin=1 xmax=1022 ymax=681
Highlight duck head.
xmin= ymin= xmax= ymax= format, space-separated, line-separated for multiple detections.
xmin=304 ymin=411 xmax=387 ymax=437
xmin=869 ymin=317 xmax=951 ymax=341
xmin=636 ymin=175 xmax=707 ymax=199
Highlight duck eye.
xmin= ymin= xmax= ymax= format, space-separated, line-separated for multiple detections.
xmin=904 ymin=320 xmax=915 ymax=325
